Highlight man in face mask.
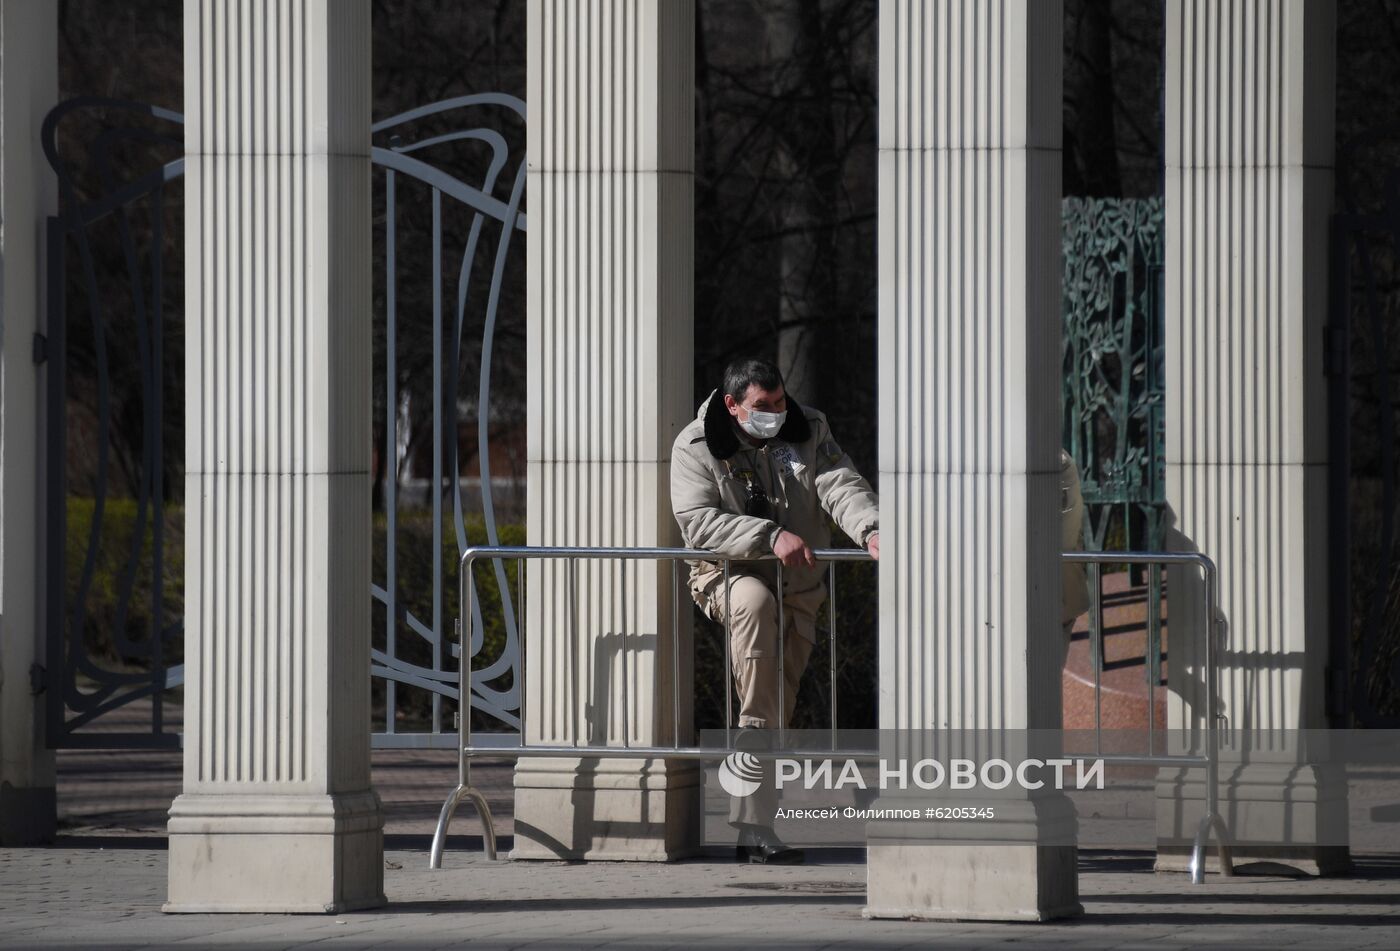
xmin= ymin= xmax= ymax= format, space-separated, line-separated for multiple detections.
xmin=670 ymin=358 xmax=880 ymax=863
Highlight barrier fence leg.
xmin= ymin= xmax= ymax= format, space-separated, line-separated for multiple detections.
xmin=431 ymin=560 xmax=500 ymax=868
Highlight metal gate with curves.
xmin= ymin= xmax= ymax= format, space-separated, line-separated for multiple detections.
xmin=40 ymin=93 xmax=528 ymax=748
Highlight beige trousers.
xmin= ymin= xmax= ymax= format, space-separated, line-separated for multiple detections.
xmin=704 ymin=574 xmax=819 ymax=729
xmin=703 ymin=573 xmax=821 ymax=827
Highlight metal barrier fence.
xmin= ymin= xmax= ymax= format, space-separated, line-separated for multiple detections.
xmin=431 ymin=546 xmax=1232 ymax=885
xmin=1065 ymin=550 xmax=1233 ymax=883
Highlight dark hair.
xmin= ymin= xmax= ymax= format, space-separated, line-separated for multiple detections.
xmin=722 ymin=358 xmax=784 ymax=403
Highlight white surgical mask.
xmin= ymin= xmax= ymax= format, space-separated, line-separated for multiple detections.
xmin=739 ymin=406 xmax=786 ymax=440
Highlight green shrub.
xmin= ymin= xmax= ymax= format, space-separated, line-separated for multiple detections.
xmin=64 ymin=497 xmax=185 ymax=671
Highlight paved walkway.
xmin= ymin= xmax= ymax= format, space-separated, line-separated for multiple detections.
xmin=13 ymin=743 xmax=1400 ymax=951
xmin=18 ymin=598 xmax=1397 ymax=950
xmin=2 ymin=839 xmax=1398 ymax=949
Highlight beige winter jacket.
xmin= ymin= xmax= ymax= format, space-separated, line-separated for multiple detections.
xmin=670 ymin=390 xmax=880 ymax=643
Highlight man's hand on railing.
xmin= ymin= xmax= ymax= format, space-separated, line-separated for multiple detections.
xmin=866 ymin=532 xmax=880 ymax=561
xmin=772 ymin=529 xmax=817 ymax=568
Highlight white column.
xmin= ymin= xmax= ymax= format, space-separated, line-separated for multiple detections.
xmin=1158 ymin=0 xmax=1345 ymax=875
xmin=514 ymin=0 xmax=697 ymax=861
xmin=866 ymin=0 xmax=1077 ymax=921
xmin=0 ymin=0 xmax=58 ymax=846
xmin=165 ymin=0 xmax=384 ymax=912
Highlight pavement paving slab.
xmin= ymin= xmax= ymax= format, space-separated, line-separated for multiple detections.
xmin=20 ymin=630 xmax=1400 ymax=950
xmin=2 ymin=842 xmax=1397 ymax=950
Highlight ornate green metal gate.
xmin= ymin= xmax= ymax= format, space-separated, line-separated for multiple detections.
xmin=1062 ymin=196 xmax=1167 ymax=549
xmin=1061 ymin=196 xmax=1167 ymax=670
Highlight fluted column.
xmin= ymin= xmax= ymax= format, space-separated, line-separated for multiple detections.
xmin=0 ymin=0 xmax=58 ymax=846
xmin=1157 ymin=0 xmax=1346 ymax=875
xmin=513 ymin=0 xmax=697 ymax=860
xmin=165 ymin=0 xmax=384 ymax=912
xmin=865 ymin=0 xmax=1078 ymax=921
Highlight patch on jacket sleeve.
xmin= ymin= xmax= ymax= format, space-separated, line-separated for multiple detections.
xmin=819 ymin=439 xmax=843 ymax=465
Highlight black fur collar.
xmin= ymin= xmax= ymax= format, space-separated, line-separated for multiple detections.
xmin=702 ymin=388 xmax=812 ymax=460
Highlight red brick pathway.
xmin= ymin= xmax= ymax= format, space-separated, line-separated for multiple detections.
xmin=1063 ymin=570 xmax=1167 ymax=733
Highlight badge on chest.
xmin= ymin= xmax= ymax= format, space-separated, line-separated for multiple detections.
xmin=771 ymin=444 xmax=805 ymax=478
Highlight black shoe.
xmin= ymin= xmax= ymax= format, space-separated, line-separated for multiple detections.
xmin=734 ymin=824 xmax=805 ymax=864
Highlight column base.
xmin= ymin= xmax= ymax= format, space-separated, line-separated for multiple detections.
xmin=0 ymin=783 xmax=56 ymax=845
xmin=864 ymin=795 xmax=1082 ymax=921
xmin=164 ymin=790 xmax=385 ymax=913
xmin=865 ymin=844 xmax=1082 ymax=921
xmin=511 ymin=757 xmax=702 ymax=861
xmin=1156 ymin=763 xmax=1352 ymax=876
